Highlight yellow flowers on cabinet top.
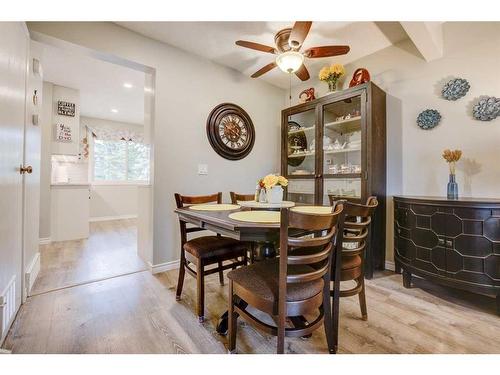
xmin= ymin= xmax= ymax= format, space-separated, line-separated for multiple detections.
xmin=260 ymin=174 xmax=288 ymax=189
xmin=319 ymin=63 xmax=346 ymax=82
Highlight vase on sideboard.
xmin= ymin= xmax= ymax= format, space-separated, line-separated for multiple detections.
xmin=447 ymin=174 xmax=458 ymax=199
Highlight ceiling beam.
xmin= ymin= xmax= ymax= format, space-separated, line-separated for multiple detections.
xmin=400 ymin=22 xmax=443 ymax=62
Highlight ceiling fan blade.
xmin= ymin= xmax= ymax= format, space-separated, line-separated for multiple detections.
xmin=289 ymin=21 xmax=312 ymax=50
xmin=304 ymin=45 xmax=350 ymax=58
xmin=295 ymin=64 xmax=310 ymax=81
xmin=235 ymin=40 xmax=277 ymax=54
xmin=251 ymin=62 xmax=277 ymax=78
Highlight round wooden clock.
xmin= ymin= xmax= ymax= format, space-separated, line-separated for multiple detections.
xmin=206 ymin=103 xmax=255 ymax=160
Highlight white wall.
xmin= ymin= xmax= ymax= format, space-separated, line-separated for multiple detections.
xmin=28 ymin=22 xmax=286 ymax=265
xmin=290 ymin=22 xmax=500 ymax=261
xmin=39 ymin=81 xmax=53 ymax=239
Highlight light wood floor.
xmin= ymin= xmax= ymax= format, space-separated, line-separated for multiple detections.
xmin=4 ymin=265 xmax=500 ymax=353
xmin=32 ymin=219 xmax=147 ymax=295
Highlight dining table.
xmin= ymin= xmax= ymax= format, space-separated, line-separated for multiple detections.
xmin=174 ymin=203 xmax=331 ymax=335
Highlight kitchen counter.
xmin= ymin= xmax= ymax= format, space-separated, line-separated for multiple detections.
xmin=51 ymin=182 xmax=90 ymax=187
xmin=50 ymin=184 xmax=90 ymax=241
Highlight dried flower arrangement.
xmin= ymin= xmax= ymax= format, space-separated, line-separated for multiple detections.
xmin=442 ymin=149 xmax=462 ymax=175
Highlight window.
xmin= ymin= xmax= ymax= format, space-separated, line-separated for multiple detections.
xmin=93 ymin=139 xmax=150 ymax=182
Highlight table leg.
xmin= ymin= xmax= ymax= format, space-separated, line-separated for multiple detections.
xmin=217 ymin=297 xmax=248 ymax=335
xmin=255 ymin=241 xmax=276 ymax=260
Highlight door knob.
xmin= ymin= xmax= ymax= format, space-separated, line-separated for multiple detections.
xmin=19 ymin=165 xmax=33 ymax=174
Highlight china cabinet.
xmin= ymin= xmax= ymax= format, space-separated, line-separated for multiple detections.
xmin=281 ymin=82 xmax=386 ymax=277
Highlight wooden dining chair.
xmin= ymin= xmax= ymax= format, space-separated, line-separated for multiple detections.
xmin=229 ymin=191 xmax=255 ymax=204
xmin=174 ymin=192 xmax=248 ymax=322
xmin=328 ymin=196 xmax=378 ymax=321
xmin=229 ymin=191 xmax=258 ymax=263
xmin=227 ymin=204 xmax=345 ymax=354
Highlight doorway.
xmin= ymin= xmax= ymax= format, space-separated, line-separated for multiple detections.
xmin=28 ymin=37 xmax=155 ymax=295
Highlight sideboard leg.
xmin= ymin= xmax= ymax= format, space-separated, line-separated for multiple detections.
xmin=496 ymin=294 xmax=500 ymax=316
xmin=394 ymin=260 xmax=402 ymax=274
xmin=402 ymin=270 xmax=412 ymax=288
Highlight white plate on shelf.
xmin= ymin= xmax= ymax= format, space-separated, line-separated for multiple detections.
xmin=291 ymin=170 xmax=311 ymax=175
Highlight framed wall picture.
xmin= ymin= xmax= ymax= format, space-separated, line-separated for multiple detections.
xmin=57 ymin=100 xmax=76 ymax=117
xmin=55 ymin=123 xmax=72 ymax=142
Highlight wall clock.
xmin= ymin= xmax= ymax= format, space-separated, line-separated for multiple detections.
xmin=206 ymin=103 xmax=255 ymax=160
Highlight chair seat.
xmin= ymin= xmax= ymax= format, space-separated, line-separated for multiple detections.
xmin=183 ymin=236 xmax=246 ymax=260
xmin=227 ymin=258 xmax=324 ymax=304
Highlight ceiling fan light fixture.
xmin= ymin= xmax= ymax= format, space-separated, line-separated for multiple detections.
xmin=275 ymin=51 xmax=304 ymax=73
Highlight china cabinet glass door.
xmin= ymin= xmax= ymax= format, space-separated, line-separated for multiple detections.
xmin=320 ymin=93 xmax=364 ymax=205
xmin=285 ymin=106 xmax=317 ymax=204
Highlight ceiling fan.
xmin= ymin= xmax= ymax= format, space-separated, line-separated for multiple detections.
xmin=235 ymin=21 xmax=350 ymax=81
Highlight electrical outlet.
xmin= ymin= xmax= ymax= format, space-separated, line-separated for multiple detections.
xmin=198 ymin=164 xmax=208 ymax=175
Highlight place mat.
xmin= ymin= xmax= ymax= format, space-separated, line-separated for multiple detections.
xmin=188 ymin=204 xmax=240 ymax=211
xmin=238 ymin=200 xmax=295 ymax=208
xmin=291 ymin=206 xmax=333 ymax=214
xmin=229 ymin=210 xmax=280 ymax=223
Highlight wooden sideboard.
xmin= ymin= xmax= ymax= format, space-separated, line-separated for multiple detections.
xmin=394 ymin=196 xmax=500 ymax=315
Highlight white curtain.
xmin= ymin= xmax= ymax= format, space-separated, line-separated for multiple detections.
xmin=86 ymin=125 xmax=145 ymax=144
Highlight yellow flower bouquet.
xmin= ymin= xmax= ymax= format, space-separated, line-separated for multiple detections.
xmin=319 ymin=63 xmax=345 ymax=92
xmin=260 ymin=174 xmax=288 ymax=189
xmin=258 ymin=174 xmax=288 ymax=204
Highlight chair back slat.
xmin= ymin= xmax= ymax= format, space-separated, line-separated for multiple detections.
xmin=286 ymin=263 xmax=330 ymax=284
xmin=175 ymin=192 xmax=222 ymax=208
xmin=230 ymin=192 xmax=255 ymax=204
xmin=287 ymin=242 xmax=332 ymax=265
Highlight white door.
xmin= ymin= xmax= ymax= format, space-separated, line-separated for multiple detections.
xmin=0 ymin=22 xmax=29 ymax=342
xmin=22 ymin=41 xmax=43 ymax=298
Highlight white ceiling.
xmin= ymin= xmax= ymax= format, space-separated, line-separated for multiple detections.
xmin=117 ymin=21 xmax=409 ymax=88
xmin=40 ymin=43 xmax=145 ymax=125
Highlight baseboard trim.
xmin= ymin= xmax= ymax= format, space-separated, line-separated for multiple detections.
xmin=0 ymin=275 xmax=16 ymax=346
xmin=89 ymin=214 xmax=137 ymax=222
xmin=385 ymin=260 xmax=395 ymax=272
xmin=25 ymin=252 xmax=41 ymax=296
xmin=39 ymin=237 xmax=51 ymax=245
xmin=148 ymin=260 xmax=180 ymax=274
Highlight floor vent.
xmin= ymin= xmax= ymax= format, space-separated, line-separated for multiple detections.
xmin=0 ymin=276 xmax=16 ymax=341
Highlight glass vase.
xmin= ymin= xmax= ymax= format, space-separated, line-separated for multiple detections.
xmin=328 ymin=80 xmax=337 ymax=92
xmin=447 ymin=174 xmax=458 ymax=200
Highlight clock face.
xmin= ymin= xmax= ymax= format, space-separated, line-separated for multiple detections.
xmin=218 ymin=114 xmax=249 ymax=150
xmin=207 ymin=103 xmax=255 ymax=160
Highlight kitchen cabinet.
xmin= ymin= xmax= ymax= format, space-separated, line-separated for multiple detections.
xmin=50 ymin=184 xmax=89 ymax=241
